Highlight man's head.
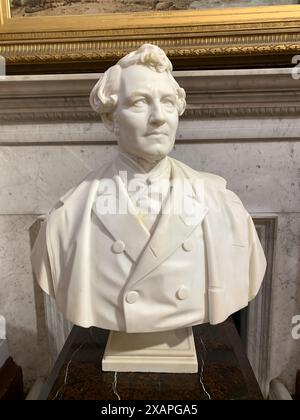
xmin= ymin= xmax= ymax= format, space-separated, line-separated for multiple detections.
xmin=90 ymin=44 xmax=186 ymax=162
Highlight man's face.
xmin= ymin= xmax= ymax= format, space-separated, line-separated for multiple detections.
xmin=114 ymin=64 xmax=179 ymax=161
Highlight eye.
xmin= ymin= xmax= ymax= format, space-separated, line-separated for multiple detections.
xmin=132 ymin=98 xmax=148 ymax=107
xmin=162 ymin=98 xmax=176 ymax=110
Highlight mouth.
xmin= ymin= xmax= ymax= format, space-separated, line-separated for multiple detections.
xmin=146 ymin=132 xmax=168 ymax=137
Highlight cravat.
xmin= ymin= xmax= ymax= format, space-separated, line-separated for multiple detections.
xmin=115 ymin=152 xmax=171 ymax=234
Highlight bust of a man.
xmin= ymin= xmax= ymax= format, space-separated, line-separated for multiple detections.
xmin=31 ymin=44 xmax=266 ymax=333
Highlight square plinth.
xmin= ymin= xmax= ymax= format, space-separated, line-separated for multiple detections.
xmin=102 ymin=327 xmax=198 ymax=373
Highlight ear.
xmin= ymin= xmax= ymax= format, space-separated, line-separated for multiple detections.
xmin=101 ymin=113 xmax=115 ymax=133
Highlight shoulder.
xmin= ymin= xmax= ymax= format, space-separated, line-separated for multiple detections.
xmin=169 ymin=157 xmax=227 ymax=189
xmin=48 ymin=161 xmax=112 ymax=215
xmin=169 ymin=157 xmax=247 ymax=210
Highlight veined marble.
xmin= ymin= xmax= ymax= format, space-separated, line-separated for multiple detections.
xmin=0 ymin=215 xmax=50 ymax=391
xmin=268 ymin=213 xmax=300 ymax=392
xmin=0 ymin=143 xmax=299 ymax=214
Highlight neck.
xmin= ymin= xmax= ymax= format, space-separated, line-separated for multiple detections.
xmin=118 ymin=149 xmax=165 ymax=173
xmin=134 ymin=156 xmax=163 ymax=172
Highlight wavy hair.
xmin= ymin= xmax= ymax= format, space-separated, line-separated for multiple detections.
xmin=89 ymin=44 xmax=186 ymax=123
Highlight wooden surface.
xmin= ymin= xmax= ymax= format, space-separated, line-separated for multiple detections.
xmin=38 ymin=320 xmax=263 ymax=400
xmin=0 ymin=357 xmax=24 ymax=400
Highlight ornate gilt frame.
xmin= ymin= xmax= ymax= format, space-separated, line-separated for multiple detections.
xmin=1 ymin=0 xmax=300 ymax=74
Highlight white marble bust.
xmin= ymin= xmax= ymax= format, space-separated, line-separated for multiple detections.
xmin=31 ymin=44 xmax=266 ymax=333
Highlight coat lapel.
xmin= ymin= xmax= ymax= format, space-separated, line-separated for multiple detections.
xmin=92 ymin=157 xmax=209 ymax=285
xmin=126 ymin=161 xmax=209 ymax=288
xmin=92 ymin=174 xmax=151 ymax=263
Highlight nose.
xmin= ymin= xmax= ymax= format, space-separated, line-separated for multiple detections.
xmin=149 ymin=101 xmax=166 ymax=126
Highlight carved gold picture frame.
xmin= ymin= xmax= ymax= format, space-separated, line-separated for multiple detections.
xmin=1 ymin=0 xmax=300 ymax=74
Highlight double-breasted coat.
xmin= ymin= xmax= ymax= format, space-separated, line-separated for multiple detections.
xmin=31 ymin=157 xmax=266 ymax=333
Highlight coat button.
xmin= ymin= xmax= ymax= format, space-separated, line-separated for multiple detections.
xmin=176 ymin=286 xmax=190 ymax=300
xmin=112 ymin=240 xmax=125 ymax=253
xmin=182 ymin=239 xmax=193 ymax=252
xmin=126 ymin=291 xmax=139 ymax=304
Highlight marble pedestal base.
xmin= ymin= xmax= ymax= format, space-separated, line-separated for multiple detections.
xmin=102 ymin=327 xmax=198 ymax=373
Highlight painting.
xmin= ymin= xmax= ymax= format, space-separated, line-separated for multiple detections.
xmin=9 ymin=0 xmax=300 ymax=17
xmin=1 ymin=0 xmax=300 ymax=74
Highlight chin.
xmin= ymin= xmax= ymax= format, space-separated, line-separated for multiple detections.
xmin=147 ymin=144 xmax=173 ymax=157
xmin=141 ymin=149 xmax=168 ymax=161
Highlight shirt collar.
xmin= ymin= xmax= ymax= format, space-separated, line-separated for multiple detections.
xmin=114 ymin=150 xmax=171 ymax=186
